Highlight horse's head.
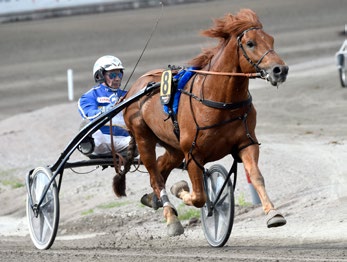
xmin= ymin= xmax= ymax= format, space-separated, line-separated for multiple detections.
xmin=189 ymin=9 xmax=288 ymax=86
xmin=237 ymin=27 xmax=289 ymax=86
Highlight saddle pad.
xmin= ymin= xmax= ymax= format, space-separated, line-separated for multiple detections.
xmin=163 ymin=67 xmax=199 ymax=115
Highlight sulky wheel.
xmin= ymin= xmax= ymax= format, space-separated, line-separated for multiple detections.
xmin=26 ymin=167 xmax=59 ymax=250
xmin=337 ymin=53 xmax=347 ymax=87
xmin=201 ymin=164 xmax=235 ymax=247
xmin=339 ymin=67 xmax=347 ymax=87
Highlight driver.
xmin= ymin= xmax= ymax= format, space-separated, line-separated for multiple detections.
xmin=78 ymin=55 xmax=132 ymax=157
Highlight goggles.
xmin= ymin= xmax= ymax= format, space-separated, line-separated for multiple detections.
xmin=106 ymin=72 xmax=123 ymax=79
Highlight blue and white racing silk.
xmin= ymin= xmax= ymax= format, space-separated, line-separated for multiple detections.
xmin=78 ymin=83 xmax=129 ymax=137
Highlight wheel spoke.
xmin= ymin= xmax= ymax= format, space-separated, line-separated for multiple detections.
xmin=209 ymin=181 xmax=216 ymax=201
xmin=39 ymin=212 xmax=45 ymax=242
xmin=215 ymin=191 xmax=227 ymax=207
xmin=40 ymin=193 xmax=53 ymax=208
xmin=213 ymin=210 xmax=219 ymax=239
xmin=42 ymin=208 xmax=54 ymax=231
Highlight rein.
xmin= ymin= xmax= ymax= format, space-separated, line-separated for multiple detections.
xmin=188 ymin=69 xmax=261 ymax=78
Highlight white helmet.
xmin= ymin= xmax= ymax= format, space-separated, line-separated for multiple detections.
xmin=93 ymin=55 xmax=125 ymax=83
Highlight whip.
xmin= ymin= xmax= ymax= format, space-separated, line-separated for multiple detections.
xmin=122 ymin=1 xmax=164 ymax=91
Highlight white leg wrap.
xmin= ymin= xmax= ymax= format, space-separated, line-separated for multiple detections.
xmin=160 ymin=189 xmax=177 ymax=215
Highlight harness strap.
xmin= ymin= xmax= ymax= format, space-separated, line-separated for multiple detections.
xmin=187 ymin=104 xmax=260 ymax=170
xmin=180 ymin=89 xmax=252 ymax=110
xmin=186 ymin=112 xmax=244 ymax=171
xmin=165 ymin=107 xmax=180 ymax=141
xmin=238 ymin=110 xmax=261 ymax=152
xmin=109 ymin=119 xmax=125 ymax=175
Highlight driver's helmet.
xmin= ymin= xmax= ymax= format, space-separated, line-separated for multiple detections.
xmin=93 ymin=55 xmax=125 ymax=83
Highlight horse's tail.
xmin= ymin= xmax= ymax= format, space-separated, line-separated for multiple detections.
xmin=112 ymin=134 xmax=137 ymax=197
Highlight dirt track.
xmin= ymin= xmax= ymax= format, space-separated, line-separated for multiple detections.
xmin=0 ymin=0 xmax=347 ymax=261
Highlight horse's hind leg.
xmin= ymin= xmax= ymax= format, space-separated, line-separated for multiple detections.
xmin=141 ymin=146 xmax=183 ymax=208
xmin=171 ymin=157 xmax=207 ymax=208
xmin=239 ymin=145 xmax=286 ymax=228
xmin=137 ymin=137 xmax=184 ymax=236
xmin=156 ymin=146 xmax=185 ymax=236
xmin=157 ymin=145 xmax=185 ymax=180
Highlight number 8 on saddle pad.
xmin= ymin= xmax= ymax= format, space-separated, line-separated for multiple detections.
xmin=160 ymin=70 xmax=173 ymax=105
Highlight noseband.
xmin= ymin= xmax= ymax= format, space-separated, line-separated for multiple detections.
xmin=237 ymin=27 xmax=273 ymax=77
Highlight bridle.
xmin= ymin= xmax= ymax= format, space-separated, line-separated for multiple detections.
xmin=237 ymin=27 xmax=274 ymax=78
xmin=189 ymin=27 xmax=273 ymax=80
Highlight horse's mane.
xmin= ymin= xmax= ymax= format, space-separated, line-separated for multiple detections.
xmin=188 ymin=9 xmax=263 ymax=68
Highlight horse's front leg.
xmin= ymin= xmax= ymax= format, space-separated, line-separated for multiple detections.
xmin=239 ymin=145 xmax=286 ymax=228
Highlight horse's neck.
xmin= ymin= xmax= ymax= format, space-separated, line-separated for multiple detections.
xmin=203 ymin=39 xmax=249 ymax=102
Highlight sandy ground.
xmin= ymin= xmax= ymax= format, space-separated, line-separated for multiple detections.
xmin=0 ymin=0 xmax=347 ymax=261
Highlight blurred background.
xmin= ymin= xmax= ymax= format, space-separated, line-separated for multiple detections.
xmin=0 ymin=0 xmax=346 ymax=121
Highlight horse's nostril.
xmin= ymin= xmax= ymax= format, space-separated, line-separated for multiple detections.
xmin=272 ymin=65 xmax=288 ymax=76
xmin=273 ymin=66 xmax=281 ymax=75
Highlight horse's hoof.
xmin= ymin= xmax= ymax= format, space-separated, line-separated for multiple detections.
xmin=266 ymin=209 xmax=287 ymax=228
xmin=167 ymin=221 xmax=184 ymax=236
xmin=140 ymin=192 xmax=162 ymax=210
xmin=170 ymin=180 xmax=190 ymax=198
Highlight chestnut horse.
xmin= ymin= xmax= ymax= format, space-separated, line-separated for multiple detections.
xmin=121 ymin=9 xmax=288 ymax=236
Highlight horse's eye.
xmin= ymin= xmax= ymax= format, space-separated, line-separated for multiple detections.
xmin=246 ymin=40 xmax=255 ymax=48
